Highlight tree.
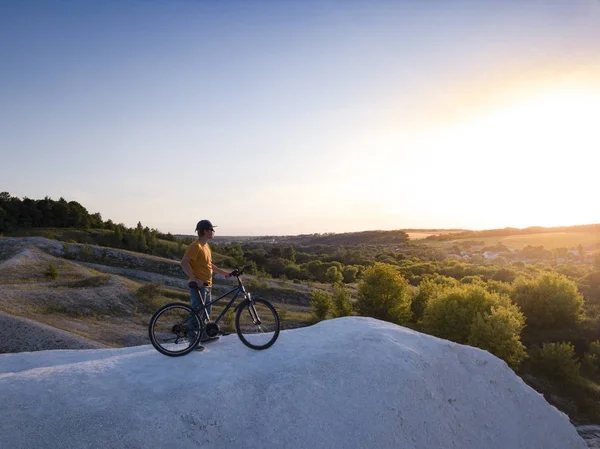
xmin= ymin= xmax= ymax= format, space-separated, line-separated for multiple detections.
xmin=356 ymin=263 xmax=412 ymax=325
xmin=310 ymin=290 xmax=332 ymax=322
xmin=281 ymin=246 xmax=296 ymax=263
xmin=578 ymin=271 xmax=600 ymax=305
xmin=511 ymin=272 xmax=584 ymax=330
xmin=422 ymin=284 xmax=502 ymax=344
xmin=411 ymin=276 xmax=458 ymax=323
xmin=490 ymin=267 xmax=517 ymax=283
xmin=326 ymin=266 xmax=343 ymax=284
xmin=467 ymin=303 xmax=527 ymax=369
xmin=331 ymin=283 xmax=353 ymax=317
xmin=532 ymin=342 xmax=580 ymax=383
xmin=342 ymin=265 xmax=359 ymax=283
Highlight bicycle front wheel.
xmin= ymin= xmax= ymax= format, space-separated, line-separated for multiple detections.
xmin=149 ymin=302 xmax=202 ymax=357
xmin=235 ymin=298 xmax=280 ymax=350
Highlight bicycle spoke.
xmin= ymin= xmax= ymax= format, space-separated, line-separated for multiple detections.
xmin=149 ymin=303 xmax=202 ymax=356
xmin=235 ymin=299 xmax=280 ymax=350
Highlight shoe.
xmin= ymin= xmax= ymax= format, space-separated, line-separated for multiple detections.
xmin=195 ymin=345 xmax=205 ymax=351
xmin=200 ymin=335 xmax=220 ymax=343
xmin=220 ymin=331 xmax=231 ymax=336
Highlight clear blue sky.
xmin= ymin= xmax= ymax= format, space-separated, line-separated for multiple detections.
xmin=2 ymin=0 xmax=599 ymax=235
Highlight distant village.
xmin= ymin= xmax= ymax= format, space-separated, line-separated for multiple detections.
xmin=443 ymin=242 xmax=594 ymax=265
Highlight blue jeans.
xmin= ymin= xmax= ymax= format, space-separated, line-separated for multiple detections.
xmin=189 ymin=285 xmax=211 ymax=322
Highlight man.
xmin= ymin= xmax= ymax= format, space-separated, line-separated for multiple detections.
xmin=180 ymin=219 xmax=231 ymax=350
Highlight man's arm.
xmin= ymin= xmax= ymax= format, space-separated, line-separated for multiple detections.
xmin=212 ymin=263 xmax=231 ymax=278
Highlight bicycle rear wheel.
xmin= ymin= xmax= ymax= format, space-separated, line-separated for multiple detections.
xmin=235 ymin=298 xmax=280 ymax=350
xmin=149 ymin=302 xmax=202 ymax=357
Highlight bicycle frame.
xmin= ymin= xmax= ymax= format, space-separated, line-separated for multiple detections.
xmin=192 ymin=276 xmax=248 ymax=325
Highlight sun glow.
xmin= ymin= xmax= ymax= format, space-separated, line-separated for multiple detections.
xmin=382 ymin=83 xmax=600 ymax=229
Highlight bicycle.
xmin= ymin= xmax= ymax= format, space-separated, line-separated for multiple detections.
xmin=148 ymin=265 xmax=280 ymax=357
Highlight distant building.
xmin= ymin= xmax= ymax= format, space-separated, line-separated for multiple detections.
xmin=483 ymin=251 xmax=500 ymax=260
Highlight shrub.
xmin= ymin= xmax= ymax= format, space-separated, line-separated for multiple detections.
xmin=310 ymin=290 xmax=332 ymax=322
xmin=411 ymin=275 xmax=458 ymax=323
xmin=467 ymin=303 xmax=527 ymax=369
xmin=460 ymin=275 xmax=485 ymax=285
xmin=582 ymin=341 xmax=600 ymax=377
xmin=44 ymin=263 xmax=59 ymax=280
xmin=411 ymin=280 xmax=442 ymax=323
xmin=485 ymin=280 xmax=512 ymax=296
xmin=135 ymin=282 xmax=164 ymax=313
xmin=511 ymin=272 xmax=584 ymax=330
xmin=490 ymin=267 xmax=518 ymax=283
xmin=422 ymin=284 xmax=501 ymax=344
xmin=326 ymin=266 xmax=343 ymax=284
xmin=532 ymin=342 xmax=580 ymax=383
xmin=220 ymin=308 xmax=235 ymax=334
xmin=342 ymin=265 xmax=359 ymax=283
xmin=356 ymin=263 xmax=412 ymax=325
xmin=331 ymin=283 xmax=353 ymax=318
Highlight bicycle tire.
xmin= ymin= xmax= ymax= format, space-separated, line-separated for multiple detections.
xmin=149 ymin=302 xmax=202 ymax=357
xmin=235 ymin=298 xmax=280 ymax=350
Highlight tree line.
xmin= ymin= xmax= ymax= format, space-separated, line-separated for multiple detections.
xmin=0 ymin=192 xmax=180 ymax=258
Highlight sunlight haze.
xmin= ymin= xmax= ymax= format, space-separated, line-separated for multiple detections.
xmin=1 ymin=0 xmax=599 ymax=235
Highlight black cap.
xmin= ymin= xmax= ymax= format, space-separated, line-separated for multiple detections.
xmin=195 ymin=220 xmax=216 ymax=232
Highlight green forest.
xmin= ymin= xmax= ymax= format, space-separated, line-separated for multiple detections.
xmin=2 ymin=191 xmax=600 ymax=423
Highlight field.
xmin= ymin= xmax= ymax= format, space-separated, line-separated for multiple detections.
xmin=407 ymin=230 xmax=465 ymax=240
xmin=424 ymin=231 xmax=600 ymax=251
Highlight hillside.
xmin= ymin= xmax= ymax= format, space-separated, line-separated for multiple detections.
xmin=0 ymin=237 xmax=313 ymax=353
xmin=0 ymin=318 xmax=589 ymax=449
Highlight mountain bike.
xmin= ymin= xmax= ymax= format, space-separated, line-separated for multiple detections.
xmin=148 ymin=265 xmax=280 ymax=357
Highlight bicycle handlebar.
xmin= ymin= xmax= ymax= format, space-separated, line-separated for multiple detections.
xmin=229 ymin=264 xmax=253 ymax=277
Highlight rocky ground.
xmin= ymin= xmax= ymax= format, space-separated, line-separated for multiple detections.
xmin=0 ymin=311 xmax=105 ymax=353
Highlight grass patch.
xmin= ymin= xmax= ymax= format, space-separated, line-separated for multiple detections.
xmin=40 ymin=299 xmax=121 ymax=318
xmin=134 ymin=282 xmax=174 ymax=314
xmin=58 ymin=275 xmax=111 ymax=288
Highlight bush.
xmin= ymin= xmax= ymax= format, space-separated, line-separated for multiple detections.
xmin=326 ymin=266 xmax=343 ymax=284
xmin=135 ymin=282 xmax=164 ymax=313
xmin=356 ymin=263 xmax=412 ymax=325
xmin=411 ymin=276 xmax=458 ymax=323
xmin=44 ymin=263 xmax=59 ymax=280
xmin=582 ymin=341 xmax=600 ymax=377
xmin=310 ymin=290 xmax=332 ymax=322
xmin=460 ymin=275 xmax=485 ymax=285
xmin=422 ymin=284 xmax=502 ymax=344
xmin=136 ymin=282 xmax=162 ymax=300
xmin=532 ymin=342 xmax=580 ymax=383
xmin=512 ymin=272 xmax=584 ymax=330
xmin=468 ymin=303 xmax=527 ymax=369
xmin=342 ymin=265 xmax=359 ymax=283
xmin=331 ymin=283 xmax=353 ymax=318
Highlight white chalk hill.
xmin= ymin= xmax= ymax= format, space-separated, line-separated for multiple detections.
xmin=0 ymin=317 xmax=587 ymax=449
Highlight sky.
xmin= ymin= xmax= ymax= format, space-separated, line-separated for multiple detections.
xmin=1 ymin=0 xmax=600 ymax=236
xmin=0 ymin=317 xmax=590 ymax=448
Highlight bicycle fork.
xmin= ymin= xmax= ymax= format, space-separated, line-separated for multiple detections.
xmin=245 ymin=294 xmax=261 ymax=325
